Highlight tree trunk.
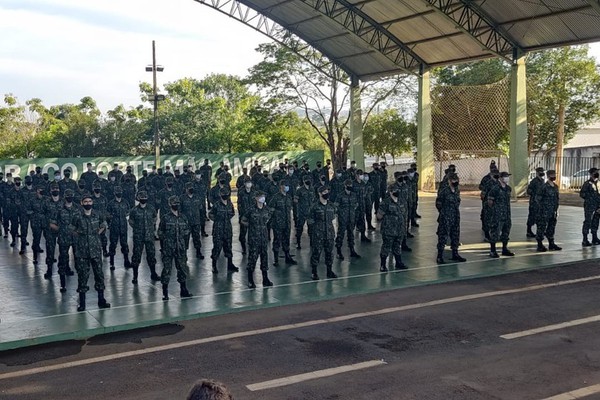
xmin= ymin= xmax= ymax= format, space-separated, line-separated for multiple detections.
xmin=555 ymin=103 xmax=566 ymax=189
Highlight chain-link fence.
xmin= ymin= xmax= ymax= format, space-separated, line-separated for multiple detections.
xmin=529 ymin=155 xmax=600 ymax=190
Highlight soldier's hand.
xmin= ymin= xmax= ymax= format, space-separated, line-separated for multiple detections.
xmin=50 ymin=223 xmax=59 ymax=231
xmin=487 ymin=199 xmax=494 ymax=208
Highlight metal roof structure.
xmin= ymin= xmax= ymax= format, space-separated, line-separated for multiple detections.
xmin=196 ymin=0 xmax=600 ymax=81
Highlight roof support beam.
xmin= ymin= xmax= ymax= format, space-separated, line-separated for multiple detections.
xmin=498 ymin=5 xmax=592 ymax=26
xmin=422 ymin=0 xmax=521 ymax=60
xmin=380 ymin=10 xmax=436 ymax=28
xmin=404 ymin=31 xmax=463 ymax=46
xmin=586 ymin=0 xmax=600 ymax=15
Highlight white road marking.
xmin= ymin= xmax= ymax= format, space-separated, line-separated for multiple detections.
xmin=541 ymin=383 xmax=600 ymax=399
xmin=1 ymin=274 xmax=599 ymax=381
xmin=246 ymin=360 xmax=386 ymax=391
xmin=501 ymin=315 xmax=600 ymax=340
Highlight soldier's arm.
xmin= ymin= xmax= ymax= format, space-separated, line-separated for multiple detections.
xmin=376 ymin=202 xmax=386 ymax=221
xmin=128 ymin=208 xmax=136 ymax=228
xmin=240 ymin=212 xmax=250 ymax=226
xmin=98 ymin=217 xmax=107 ymax=235
xmin=580 ymin=182 xmax=589 ymax=199
xmin=208 ymin=207 xmax=216 ymax=221
xmin=157 ymin=217 xmax=166 ymax=240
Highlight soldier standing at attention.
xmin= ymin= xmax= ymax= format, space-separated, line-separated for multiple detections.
xmin=269 ymin=180 xmax=297 ymax=266
xmin=368 ymin=163 xmax=381 ymax=221
xmin=192 ymin=170 xmax=209 ymax=237
xmin=106 ymin=186 xmax=131 ymax=271
xmin=208 ymin=187 xmax=238 ymax=274
xmin=91 ymin=181 xmax=109 ymax=257
xmin=407 ymin=168 xmax=419 ymax=228
xmin=180 ymin=182 xmax=205 ymax=260
xmin=435 ymin=173 xmax=466 ymax=264
xmin=535 ymin=170 xmax=562 ymax=252
xmin=235 ymin=167 xmax=250 ymax=190
xmin=579 ymin=167 xmax=600 ymax=246
xmin=72 ymin=194 xmax=110 ymax=311
xmin=55 ymin=189 xmax=79 ymax=292
xmin=526 ymin=167 xmax=546 ymax=238
xmin=108 ymin=163 xmax=123 ymax=184
xmin=81 ymin=162 xmax=98 ymax=192
xmin=353 ymin=170 xmax=371 ymax=242
xmin=308 ymin=186 xmax=337 ymax=280
xmin=158 ymin=196 xmax=193 ymax=300
xmin=479 ymin=166 xmax=499 ymax=242
xmin=43 ymin=183 xmax=63 ymax=279
xmin=335 ymin=179 xmax=360 ymax=260
xmin=199 ymin=159 xmax=213 ymax=209
xmin=294 ymin=177 xmax=314 ymax=250
xmin=237 ymin=177 xmax=256 ymax=255
xmin=241 ymin=191 xmax=273 ymax=288
xmin=410 ymin=162 xmax=421 ymax=218
xmin=486 ymin=171 xmax=515 ymax=258
xmin=329 ymin=169 xmax=345 ymax=203
xmin=26 ymin=184 xmax=46 ymax=264
xmin=128 ymin=191 xmax=160 ymax=284
xmin=377 ymin=184 xmax=408 ymax=271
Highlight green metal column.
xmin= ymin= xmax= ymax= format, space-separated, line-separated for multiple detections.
xmin=350 ymin=75 xmax=365 ymax=171
xmin=509 ymin=54 xmax=528 ymax=198
xmin=417 ymin=69 xmax=435 ymax=191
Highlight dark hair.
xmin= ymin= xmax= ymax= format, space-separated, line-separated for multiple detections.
xmin=186 ymin=379 xmax=233 ymax=400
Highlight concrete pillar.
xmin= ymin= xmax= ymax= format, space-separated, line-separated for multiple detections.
xmin=417 ymin=69 xmax=435 ymax=191
xmin=350 ymin=75 xmax=365 ymax=171
xmin=509 ymin=54 xmax=528 ymax=198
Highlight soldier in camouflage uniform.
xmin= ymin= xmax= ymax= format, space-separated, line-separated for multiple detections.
xmin=6 ymin=176 xmax=26 ymax=249
xmin=21 ymin=175 xmax=37 ymax=250
xmin=353 ymin=170 xmax=371 ymax=242
xmin=307 ymin=185 xmax=337 ymax=280
xmin=209 ymin=173 xmax=230 ymax=206
xmin=367 ymin=163 xmax=381 ymax=228
xmin=486 ymin=171 xmax=514 ymax=258
xmin=71 ymin=194 xmax=110 ymax=311
xmin=579 ymin=167 xmax=600 ymax=246
xmin=334 ymin=179 xmax=360 ymax=260
xmin=43 ymin=182 xmax=63 ymax=279
xmin=435 ymin=173 xmax=466 ymax=264
xmin=535 ymin=170 xmax=562 ymax=252
xmin=91 ymin=181 xmax=109 ymax=257
xmin=192 ymin=170 xmax=209 ymax=237
xmin=158 ymin=176 xmax=177 ymax=222
xmin=128 ymin=190 xmax=160 ymax=284
xmin=294 ymin=177 xmax=314 ymax=250
xmin=180 ymin=181 xmax=205 ymax=259
xmin=269 ymin=180 xmax=297 ymax=265
xmin=55 ymin=189 xmax=79 ymax=292
xmin=208 ymin=187 xmax=238 ymax=274
xmin=158 ymin=195 xmax=193 ymax=300
xmin=0 ymin=172 xmax=7 ymax=237
xmin=81 ymin=162 xmax=98 ymax=192
xmin=407 ymin=168 xmax=419 ymax=228
xmin=74 ymin=179 xmax=88 ymax=205
xmin=479 ymin=166 xmax=499 ymax=242
xmin=237 ymin=177 xmax=256 ymax=255
xmin=377 ymin=184 xmax=408 ymax=271
xmin=106 ymin=186 xmax=131 ymax=270
xmin=122 ymin=175 xmax=136 ymax=209
xmin=410 ymin=162 xmax=422 ymax=218
xmin=329 ymin=169 xmax=345 ymax=203
xmin=526 ymin=167 xmax=546 ymax=238
xmin=25 ymin=184 xmax=46 ymax=264
xmin=241 ymin=191 xmax=274 ymax=288
xmin=59 ymin=169 xmax=78 ymax=196
xmin=199 ymin=159 xmax=213 ymax=209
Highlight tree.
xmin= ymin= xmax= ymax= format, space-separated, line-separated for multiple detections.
xmin=363 ymin=109 xmax=417 ymax=164
xmin=247 ymin=41 xmax=416 ymax=169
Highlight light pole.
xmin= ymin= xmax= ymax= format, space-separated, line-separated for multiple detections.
xmin=146 ymin=40 xmax=164 ymax=169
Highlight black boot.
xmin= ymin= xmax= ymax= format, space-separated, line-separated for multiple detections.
xmin=549 ymin=239 xmax=562 ymax=251
xmin=285 ymin=252 xmax=297 ymax=265
xmin=201 ymin=229 xmax=208 ymax=237
xmin=33 ymin=250 xmax=38 ymax=264
xmin=592 ymin=233 xmax=600 ymax=245
xmin=10 ymin=233 xmax=16 ymax=247
xmin=526 ymin=226 xmax=536 ymax=238
xmin=451 ymin=249 xmax=466 ymax=262
xmin=489 ymin=242 xmax=499 ymax=258
xmin=179 ymin=282 xmax=193 ymax=298
xmin=401 ymin=238 xmax=412 ymax=252
xmin=360 ymin=234 xmax=371 ymax=243
xmin=380 ymin=255 xmax=388 ymax=272
xmin=196 ymin=249 xmax=205 ymax=260
xmin=77 ymin=292 xmax=86 ymax=312
xmin=66 ymin=264 xmax=75 ymax=276
xmin=162 ymin=284 xmax=169 ymax=300
xmin=272 ymin=251 xmax=279 ymax=266
xmin=394 ymin=254 xmax=407 ymax=270
xmin=436 ymin=248 xmax=445 ymax=264
xmin=211 ymin=258 xmax=218 ymax=274
xmin=103 ymin=247 xmax=109 ymax=257
xmin=262 ymin=270 xmax=273 ymax=287
xmin=537 ymin=240 xmax=548 ymax=252
xmin=131 ymin=266 xmax=139 ymax=284
xmin=241 ymin=241 xmax=247 ymax=255
xmin=19 ymin=244 xmax=25 ymax=255
xmin=311 ymin=266 xmax=319 ymax=281
xmin=406 ymin=231 xmax=415 ymax=238
xmin=501 ymin=241 xmax=515 ymax=256
xmin=336 ymin=247 xmax=344 ymax=260
xmin=98 ymin=290 xmax=111 ymax=309
xmin=59 ymin=274 xmax=67 ymax=293
xmin=149 ymin=264 xmax=161 ymax=281
xmin=411 ymin=219 xmax=419 ymax=228
xmin=247 ymin=269 xmax=256 ymax=289
xmin=44 ymin=265 xmax=52 ymax=279
xmin=326 ymin=265 xmax=337 ymax=278
xmin=109 ymin=254 xmax=115 ymax=271
xmin=124 ymin=253 xmax=131 ymax=269
xmin=583 ymin=234 xmax=592 ymax=247
xmin=350 ymin=247 xmax=361 ymax=258
xmin=227 ymin=258 xmax=239 ymax=272
xmin=296 ymin=238 xmax=301 ymax=250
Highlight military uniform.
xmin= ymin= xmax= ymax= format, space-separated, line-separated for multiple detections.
xmin=367 ymin=166 xmax=381 ymax=227
xmin=43 ymin=184 xmax=63 ymax=279
xmin=237 ymin=181 xmax=256 ymax=254
xmin=122 ymin=177 xmax=136 ymax=209
xmin=6 ymin=179 xmax=26 ymax=248
xmin=579 ymin=171 xmax=600 ymax=246
xmin=526 ymin=169 xmax=545 ymax=237
xmin=55 ymin=190 xmax=79 ymax=290
xmin=479 ymin=170 xmax=498 ymax=241
xmin=25 ymin=187 xmax=46 ymax=263
xmin=352 ymin=172 xmax=371 ymax=242
xmin=91 ymin=185 xmax=109 ymax=256
xmin=191 ymin=173 xmax=209 ymax=236
xmin=334 ymin=181 xmax=360 ymax=259
xmin=180 ymin=182 xmax=205 ymax=259
xmin=269 ymin=184 xmax=296 ymax=265
xmin=535 ymin=174 xmax=562 ymax=252
xmin=106 ymin=187 xmax=131 ymax=269
xmin=81 ymin=168 xmax=98 ymax=192
xmin=435 ymin=175 xmax=465 ymax=264
xmin=208 ymin=188 xmax=238 ymax=273
xmin=128 ymin=191 xmax=159 ymax=284
xmin=294 ymin=180 xmax=314 ymax=249
xmin=307 ymin=187 xmax=337 ymax=280
xmin=486 ymin=173 xmax=513 ymax=257
xmin=377 ymin=188 xmax=408 ymax=271
xmin=241 ymin=192 xmax=273 ymax=288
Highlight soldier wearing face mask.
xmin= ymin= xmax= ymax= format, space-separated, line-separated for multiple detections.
xmin=368 ymin=163 xmax=381 ymax=218
xmin=108 ymin=163 xmax=123 ymax=184
xmin=269 ymin=180 xmax=296 ymax=266
xmin=128 ymin=191 xmax=159 ymax=283
xmin=55 ymin=188 xmax=79 ymax=291
xmin=192 ymin=170 xmax=209 ymax=237
xmin=208 ymin=187 xmax=238 ymax=274
xmin=221 ymin=165 xmax=232 ymax=188
xmin=74 ymin=179 xmax=89 ymax=205
xmin=43 ymin=182 xmax=63 ymax=279
xmin=25 ymin=184 xmax=46 ymax=263
xmin=59 ymin=169 xmax=77 ymax=196
xmin=526 ymin=167 xmax=546 ymax=238
xmin=480 ymin=167 xmax=499 ymax=242
xmin=329 ymin=169 xmax=345 ymax=203
xmin=486 ymin=171 xmax=514 ymax=258
xmin=106 ymin=186 xmax=131 ymax=271
xmin=199 ymin=159 xmax=213 ymax=208
xmin=436 ymin=173 xmax=466 ymax=264
xmin=91 ymin=182 xmax=109 ymax=257
xmin=158 ymin=176 xmax=177 ymax=221
xmin=236 ymin=167 xmax=250 ymax=190
xmin=81 ymin=163 xmax=98 ymax=192
xmin=0 ymin=172 xmax=7 ymax=237
xmin=6 ymin=176 xmax=25 ymax=249
xmin=20 ymin=175 xmax=36 ymax=252
xmin=294 ymin=176 xmax=315 ymax=250
xmin=312 ymin=162 xmax=326 ymax=185
xmin=353 ymin=170 xmax=371 ymax=242
xmin=272 ymin=163 xmax=287 ymax=184
xmin=123 ymin=166 xmax=137 ymax=186
xmin=179 ymin=182 xmax=205 ymax=260
xmin=579 ymin=167 xmax=600 ymax=246
xmin=347 ymin=161 xmax=357 ymax=180
xmin=241 ymin=191 xmax=273 ymax=288
xmin=535 ymin=170 xmax=562 ymax=252
xmin=406 ymin=168 xmax=419 ymax=229
xmin=335 ymin=179 xmax=359 ymax=260
xmin=361 ymin=171 xmax=375 ymax=232
xmin=237 ymin=177 xmax=256 ymax=255
xmin=377 ymin=184 xmax=408 ymax=272
xmin=307 ymin=185 xmax=337 ymax=280
xmin=397 ymin=171 xmax=413 ymax=250
xmin=209 ymin=173 xmax=229 ymax=206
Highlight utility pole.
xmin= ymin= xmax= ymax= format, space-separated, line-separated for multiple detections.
xmin=146 ymin=40 xmax=164 ymax=168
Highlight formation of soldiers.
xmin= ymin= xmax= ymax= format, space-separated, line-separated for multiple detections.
xmin=0 ymin=159 xmax=423 ymax=311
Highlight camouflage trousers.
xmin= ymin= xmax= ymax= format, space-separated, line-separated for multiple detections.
xmin=380 ymin=234 xmax=402 ymax=258
xmin=187 ymin=224 xmax=202 ymax=254
xmin=582 ymin=205 xmax=600 ymax=235
xmin=273 ymin=223 xmax=291 ymax=253
xmin=75 ymin=256 xmax=105 ymax=293
xmin=248 ymin=241 xmax=269 ymax=272
xmin=132 ymin=237 xmax=156 ymax=268
xmin=45 ymin=230 xmax=58 ymax=267
xmin=527 ymin=202 xmax=539 ymax=228
xmin=335 ymin=216 xmax=355 ymax=249
xmin=109 ymin=226 xmax=129 ymax=256
xmin=160 ymin=253 xmax=188 ymax=285
xmin=58 ymin=239 xmax=75 ymax=275
xmin=310 ymin=235 xmax=334 ymax=268
xmin=536 ymin=213 xmax=557 ymax=241
xmin=211 ymin=233 xmax=233 ymax=260
xmin=488 ymin=217 xmax=511 ymax=244
xmin=437 ymin=211 xmax=460 ymax=251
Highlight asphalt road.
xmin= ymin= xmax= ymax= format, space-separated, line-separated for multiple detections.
xmin=3 ymin=261 xmax=600 ymax=400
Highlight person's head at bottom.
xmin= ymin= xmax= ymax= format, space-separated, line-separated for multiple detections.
xmin=186 ymin=379 xmax=233 ymax=400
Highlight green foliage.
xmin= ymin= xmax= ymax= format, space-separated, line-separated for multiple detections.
xmin=433 ymin=59 xmax=509 ymax=86
xmin=363 ymin=109 xmax=417 ymax=161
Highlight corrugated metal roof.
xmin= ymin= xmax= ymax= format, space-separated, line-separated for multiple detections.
xmin=565 ymin=126 xmax=600 ymax=149
xmin=224 ymin=0 xmax=600 ymax=81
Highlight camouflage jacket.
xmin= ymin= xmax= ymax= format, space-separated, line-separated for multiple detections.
xmin=128 ymin=204 xmax=157 ymax=241
xmin=158 ymin=211 xmax=190 ymax=256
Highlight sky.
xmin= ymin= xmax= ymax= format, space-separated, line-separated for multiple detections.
xmin=2 ymin=0 xmax=600 ymax=113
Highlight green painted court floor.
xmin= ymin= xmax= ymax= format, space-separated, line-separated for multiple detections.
xmin=0 ymin=196 xmax=597 ymax=351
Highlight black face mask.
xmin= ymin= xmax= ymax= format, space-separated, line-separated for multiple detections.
xmin=452 ymin=181 xmax=459 ymax=187
xmin=142 ymin=172 xmax=148 ymax=177
xmin=94 ymin=189 xmax=101 ymax=194
xmin=65 ymin=196 xmax=74 ymax=202
xmin=171 ymin=205 xmax=178 ymax=211
xmin=404 ymin=176 xmax=410 ymax=182
xmin=139 ymin=199 xmax=148 ymax=204
xmin=64 ymin=174 xmax=70 ymax=179
xmin=594 ymin=173 xmax=599 ymax=179
xmin=188 ymin=189 xmax=194 ymax=194
xmin=43 ymin=176 xmax=49 ymax=181
xmin=78 ymin=185 xmax=85 ymax=189
xmin=321 ymin=193 xmax=330 ymax=200
xmin=304 ymin=181 xmax=311 ymax=186
xmin=549 ymin=176 xmax=557 ymax=182
xmin=82 ymin=204 xmax=93 ymax=210
xmin=115 ymin=194 xmax=122 ymax=199
xmin=38 ymin=191 xmax=44 ymax=196
xmin=221 ymin=195 xmax=230 ymax=201
xmin=493 ymin=175 xmax=500 ymax=179
xmin=51 ymin=190 xmax=60 ymax=196
xmin=392 ymin=191 xmax=399 ymax=197
xmin=219 ymin=180 xmax=226 ymax=185
xmin=345 ymin=186 xmax=352 ymax=191
xmin=167 ymin=184 xmax=173 ymax=188
xmin=15 ymin=182 xmax=21 ymax=187
xmin=396 ymin=178 xmax=403 ymax=184
xmin=538 ymin=173 xmax=545 ymax=177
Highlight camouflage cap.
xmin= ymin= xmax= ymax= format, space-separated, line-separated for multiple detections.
xmin=168 ymin=195 xmax=180 ymax=206
xmin=218 ymin=173 xmax=228 ymax=181
xmin=185 ymin=181 xmax=194 ymax=189
xmin=254 ymin=190 xmax=265 ymax=198
xmin=49 ymin=182 xmax=59 ymax=189
xmin=344 ymin=179 xmax=353 ymax=186
xmin=137 ymin=190 xmax=148 ymax=200
xmin=92 ymin=181 xmax=101 ymax=189
xmin=500 ymin=171 xmax=511 ymax=178
xmin=80 ymin=194 xmax=93 ymax=202
xmin=35 ymin=184 xmax=45 ymax=192
xmin=388 ymin=184 xmax=398 ymax=192
xmin=318 ymin=185 xmax=329 ymax=194
xmin=589 ymin=167 xmax=598 ymax=174
xmin=195 ymin=169 xmax=202 ymax=175
xmin=113 ymin=186 xmax=123 ymax=194
xmin=165 ymin=176 xmax=174 ymax=184
xmin=547 ymin=169 xmax=557 ymax=176
xmin=24 ymin=175 xmax=32 ymax=183
xmin=64 ymin=189 xmax=74 ymax=197
xmin=219 ymin=187 xmax=231 ymax=196
xmin=535 ymin=167 xmax=545 ymax=173
xmin=448 ymin=173 xmax=459 ymax=181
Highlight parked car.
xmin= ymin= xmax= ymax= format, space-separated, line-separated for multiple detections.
xmin=528 ymin=170 xmax=571 ymax=190
xmin=569 ymin=169 xmax=589 ymax=189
